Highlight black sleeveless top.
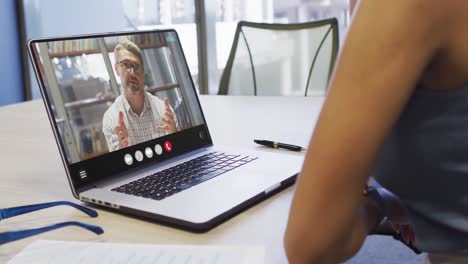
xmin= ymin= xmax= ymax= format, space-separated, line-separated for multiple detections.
xmin=373 ymin=85 xmax=468 ymax=254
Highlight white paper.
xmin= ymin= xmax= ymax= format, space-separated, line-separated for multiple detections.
xmin=8 ymin=240 xmax=265 ymax=264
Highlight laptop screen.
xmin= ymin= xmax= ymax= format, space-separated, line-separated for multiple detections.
xmin=29 ymin=30 xmax=211 ymax=190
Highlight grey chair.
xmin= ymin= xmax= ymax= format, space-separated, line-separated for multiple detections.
xmin=218 ymin=18 xmax=339 ymax=96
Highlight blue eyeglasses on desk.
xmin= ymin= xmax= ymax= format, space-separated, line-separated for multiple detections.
xmin=0 ymin=201 xmax=104 ymax=245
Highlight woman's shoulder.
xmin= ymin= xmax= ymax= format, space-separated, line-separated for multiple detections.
xmin=353 ymin=0 xmax=467 ymax=60
xmin=356 ymin=0 xmax=465 ymax=30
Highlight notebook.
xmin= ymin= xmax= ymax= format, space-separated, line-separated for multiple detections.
xmin=27 ymin=29 xmax=303 ymax=231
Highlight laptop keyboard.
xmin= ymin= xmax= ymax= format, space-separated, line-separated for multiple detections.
xmin=111 ymin=152 xmax=257 ymax=201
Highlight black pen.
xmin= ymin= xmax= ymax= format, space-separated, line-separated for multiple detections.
xmin=254 ymin=139 xmax=306 ymax=152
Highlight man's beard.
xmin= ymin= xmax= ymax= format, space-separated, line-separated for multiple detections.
xmin=126 ymin=81 xmax=143 ymax=95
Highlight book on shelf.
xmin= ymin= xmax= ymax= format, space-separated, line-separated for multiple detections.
xmin=48 ymin=39 xmax=99 ymax=56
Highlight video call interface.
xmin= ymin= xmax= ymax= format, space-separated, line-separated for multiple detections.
xmin=32 ymin=31 xmax=205 ymax=165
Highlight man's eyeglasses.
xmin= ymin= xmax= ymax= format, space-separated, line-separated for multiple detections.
xmin=0 ymin=201 xmax=104 ymax=245
xmin=118 ymin=61 xmax=143 ymax=73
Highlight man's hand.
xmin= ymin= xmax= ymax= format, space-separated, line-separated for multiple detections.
xmin=114 ymin=111 xmax=130 ymax=148
xmin=158 ymin=98 xmax=177 ymax=134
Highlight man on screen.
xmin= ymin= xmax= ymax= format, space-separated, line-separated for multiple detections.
xmin=102 ymin=40 xmax=178 ymax=152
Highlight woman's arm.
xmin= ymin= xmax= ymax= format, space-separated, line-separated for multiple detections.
xmin=284 ymin=1 xmax=454 ymax=263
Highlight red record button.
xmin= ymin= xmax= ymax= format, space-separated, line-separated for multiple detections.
xmin=164 ymin=141 xmax=172 ymax=152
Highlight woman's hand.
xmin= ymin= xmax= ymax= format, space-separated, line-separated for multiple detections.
xmin=376 ymin=187 xmax=416 ymax=246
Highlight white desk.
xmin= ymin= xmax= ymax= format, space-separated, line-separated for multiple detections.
xmin=0 ymin=95 xmax=324 ymax=263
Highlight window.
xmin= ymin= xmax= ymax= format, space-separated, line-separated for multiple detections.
xmin=22 ymin=0 xmax=349 ymax=98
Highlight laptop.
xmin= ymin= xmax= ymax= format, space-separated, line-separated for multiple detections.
xmin=28 ymin=29 xmax=303 ymax=232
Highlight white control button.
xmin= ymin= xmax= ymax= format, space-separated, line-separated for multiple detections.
xmin=154 ymin=144 xmax=163 ymax=155
xmin=124 ymin=154 xmax=133 ymax=165
xmin=145 ymin=147 xmax=153 ymax=158
xmin=135 ymin=150 xmax=144 ymax=162
xmin=79 ymin=170 xmax=88 ymax=179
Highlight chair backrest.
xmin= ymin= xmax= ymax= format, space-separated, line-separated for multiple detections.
xmin=218 ymin=18 xmax=339 ymax=96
